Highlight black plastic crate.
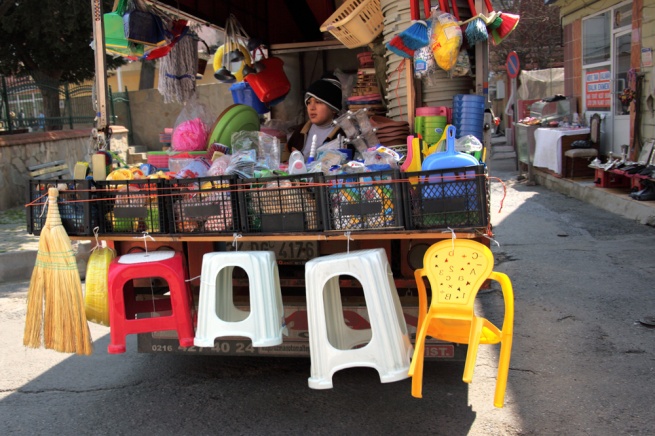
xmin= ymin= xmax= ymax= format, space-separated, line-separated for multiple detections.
xmin=239 ymin=173 xmax=324 ymax=233
xmin=168 ymin=176 xmax=240 ymax=234
xmin=26 ymin=179 xmax=97 ymax=236
xmin=322 ymin=169 xmax=403 ymax=231
xmin=95 ymin=179 xmax=168 ymax=235
xmin=401 ymin=165 xmax=489 ymax=230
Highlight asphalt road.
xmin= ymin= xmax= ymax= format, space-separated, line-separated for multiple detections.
xmin=1 ymin=159 xmax=655 ymax=435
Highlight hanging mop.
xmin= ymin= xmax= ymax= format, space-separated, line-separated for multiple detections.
xmin=157 ymin=31 xmax=198 ymax=104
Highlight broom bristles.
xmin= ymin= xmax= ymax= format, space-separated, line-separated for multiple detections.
xmin=490 ymin=12 xmax=519 ymax=45
xmin=23 ymin=250 xmax=46 ymax=348
xmin=386 ymin=35 xmax=415 ymax=59
xmin=465 ymin=17 xmax=488 ymax=45
xmin=487 ymin=15 xmax=503 ymax=30
xmin=399 ymin=21 xmax=430 ymax=50
xmin=496 ymin=12 xmax=520 ymax=38
xmin=23 ymin=188 xmax=93 ymax=355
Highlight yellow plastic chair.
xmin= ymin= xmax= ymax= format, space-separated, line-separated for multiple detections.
xmin=408 ymin=239 xmax=514 ymax=408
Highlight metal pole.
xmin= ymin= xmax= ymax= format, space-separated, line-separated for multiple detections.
xmin=475 ymin=0 xmax=490 ymax=162
xmin=65 ymin=83 xmax=73 ymax=129
xmin=1 ymin=76 xmax=11 ymax=134
xmin=91 ymin=0 xmax=109 ymax=146
xmin=109 ymin=85 xmax=115 ymax=124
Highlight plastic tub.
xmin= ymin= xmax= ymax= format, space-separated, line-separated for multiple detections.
xmin=453 ymin=94 xmax=485 ymax=102
xmin=230 ymin=82 xmax=269 ymax=115
xmin=453 ymin=120 xmax=483 ymax=128
xmin=416 ymin=106 xmax=449 ymax=117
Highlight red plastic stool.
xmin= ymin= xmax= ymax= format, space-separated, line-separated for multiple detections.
xmin=107 ymin=251 xmax=195 ymax=354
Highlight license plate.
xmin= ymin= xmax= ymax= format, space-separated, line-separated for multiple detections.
xmin=235 ymin=241 xmax=318 ymax=263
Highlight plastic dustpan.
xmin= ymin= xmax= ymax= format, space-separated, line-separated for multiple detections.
xmin=421 ymin=125 xmax=479 ymax=171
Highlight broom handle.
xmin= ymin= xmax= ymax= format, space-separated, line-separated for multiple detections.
xmin=449 ymin=0 xmax=461 ymax=21
xmin=466 ymin=0 xmax=477 ymax=15
xmin=483 ymin=0 xmax=495 ymax=12
xmin=410 ymin=0 xmax=417 ymax=20
xmin=423 ymin=0 xmax=431 ymax=18
xmin=439 ymin=0 xmax=449 ymax=13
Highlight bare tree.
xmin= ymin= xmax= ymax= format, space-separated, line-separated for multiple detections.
xmin=489 ymin=0 xmax=563 ymax=71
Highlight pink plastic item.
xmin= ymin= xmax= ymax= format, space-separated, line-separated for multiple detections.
xmin=172 ymin=117 xmax=208 ymax=151
xmin=416 ymin=106 xmax=449 ymax=117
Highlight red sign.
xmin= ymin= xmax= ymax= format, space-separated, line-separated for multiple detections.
xmin=585 ymin=69 xmax=611 ymax=109
xmin=506 ymin=51 xmax=520 ymax=79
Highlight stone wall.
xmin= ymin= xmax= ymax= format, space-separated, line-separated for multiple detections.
xmin=0 ymin=126 xmax=129 ymax=209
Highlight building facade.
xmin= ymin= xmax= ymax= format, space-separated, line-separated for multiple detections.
xmin=552 ymin=0 xmax=652 ymax=159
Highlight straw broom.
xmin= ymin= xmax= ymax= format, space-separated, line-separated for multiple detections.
xmin=23 ymin=187 xmax=93 ymax=355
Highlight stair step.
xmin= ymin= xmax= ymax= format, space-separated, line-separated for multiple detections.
xmin=492 ymin=151 xmax=517 ymax=160
xmin=127 ymin=152 xmax=147 ymax=165
xmin=129 ymin=145 xmax=148 ymax=154
xmin=492 ymin=145 xmax=515 ymax=153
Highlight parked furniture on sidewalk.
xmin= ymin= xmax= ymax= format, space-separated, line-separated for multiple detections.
xmin=564 ymin=113 xmax=601 ymax=179
xmin=533 ymin=127 xmax=590 ymax=177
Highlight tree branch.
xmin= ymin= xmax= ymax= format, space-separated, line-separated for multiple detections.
xmin=0 ymin=0 xmax=14 ymax=18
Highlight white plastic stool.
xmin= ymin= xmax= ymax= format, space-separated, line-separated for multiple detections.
xmin=304 ymin=248 xmax=413 ymax=389
xmin=194 ymin=251 xmax=287 ymax=348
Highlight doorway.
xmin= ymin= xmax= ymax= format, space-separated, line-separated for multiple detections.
xmin=612 ymin=30 xmax=631 ymax=153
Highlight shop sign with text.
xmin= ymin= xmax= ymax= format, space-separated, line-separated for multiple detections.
xmin=585 ymin=69 xmax=611 ymax=109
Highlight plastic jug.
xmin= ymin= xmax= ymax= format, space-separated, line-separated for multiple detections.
xmin=288 ymin=150 xmax=307 ymax=174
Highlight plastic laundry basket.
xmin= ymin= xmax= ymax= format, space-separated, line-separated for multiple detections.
xmin=320 ymin=0 xmax=384 ymax=48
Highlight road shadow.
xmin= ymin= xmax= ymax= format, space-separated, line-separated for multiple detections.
xmin=1 ymin=285 xmax=478 ymax=435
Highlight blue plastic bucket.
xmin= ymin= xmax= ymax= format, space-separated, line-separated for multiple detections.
xmin=230 ymin=82 xmax=269 ymax=114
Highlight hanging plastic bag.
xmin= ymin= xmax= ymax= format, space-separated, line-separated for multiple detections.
xmin=455 ymin=135 xmax=483 ymax=152
xmin=123 ymin=9 xmax=166 ymax=47
xmin=431 ymin=13 xmax=462 ymax=72
xmin=451 ymin=50 xmax=471 ymax=77
xmin=414 ymin=19 xmax=437 ymax=79
xmin=171 ymin=95 xmax=211 ymax=151
xmin=102 ymin=0 xmax=144 ymax=59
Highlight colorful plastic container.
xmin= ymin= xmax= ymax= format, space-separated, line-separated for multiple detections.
xmin=230 ymin=82 xmax=269 ymax=115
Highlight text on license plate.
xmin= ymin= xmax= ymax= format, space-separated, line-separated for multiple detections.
xmin=236 ymin=241 xmax=318 ymax=261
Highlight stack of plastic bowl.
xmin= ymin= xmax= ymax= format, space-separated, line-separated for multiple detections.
xmin=418 ymin=116 xmax=447 ymax=145
xmin=415 ymin=107 xmax=449 ymax=144
xmin=452 ymin=94 xmax=485 ymax=141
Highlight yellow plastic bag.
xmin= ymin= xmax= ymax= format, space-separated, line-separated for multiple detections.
xmin=84 ymin=247 xmax=116 ymax=326
xmin=431 ymin=13 xmax=462 ymax=72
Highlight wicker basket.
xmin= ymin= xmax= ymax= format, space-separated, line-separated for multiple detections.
xmin=320 ymin=0 xmax=384 ymax=48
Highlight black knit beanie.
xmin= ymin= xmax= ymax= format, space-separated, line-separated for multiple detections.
xmin=305 ymin=73 xmax=342 ymax=112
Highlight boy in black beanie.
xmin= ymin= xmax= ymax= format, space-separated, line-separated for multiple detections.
xmin=287 ymin=73 xmax=344 ymax=160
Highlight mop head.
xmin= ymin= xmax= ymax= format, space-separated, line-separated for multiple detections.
xmin=399 ymin=20 xmax=430 ymax=50
xmin=465 ymin=17 xmax=488 ymax=45
xmin=158 ymin=34 xmax=198 ymax=104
